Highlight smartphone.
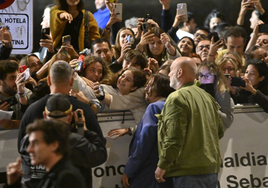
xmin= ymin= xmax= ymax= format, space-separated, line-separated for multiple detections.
xmin=61 ymin=46 xmax=68 ymax=55
xmin=258 ymin=24 xmax=268 ymax=33
xmin=114 ymin=3 xmax=123 ymax=20
xmin=77 ymin=111 xmax=82 ymax=119
xmin=200 ymin=83 xmax=215 ymax=98
xmin=62 ymin=35 xmax=71 ymax=45
xmin=125 ymin=35 xmax=131 ymax=43
xmin=177 ymin=3 xmax=188 ymax=22
xmin=19 ymin=65 xmax=27 ymax=73
xmin=74 ymin=61 xmax=83 ymax=71
xmin=23 ymin=68 xmax=30 ymax=81
xmin=72 ymin=79 xmax=79 ymax=92
xmin=144 ymin=14 xmax=152 ymax=22
xmin=142 ymin=22 xmax=152 ymax=33
xmin=41 ymin=28 xmax=50 ymax=39
xmin=230 ymin=77 xmax=246 ymax=87
xmin=209 ymin=32 xmax=220 ymax=43
xmin=0 ymin=96 xmax=18 ymax=106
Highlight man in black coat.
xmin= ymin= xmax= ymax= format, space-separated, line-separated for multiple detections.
xmin=17 ymin=61 xmax=106 ymax=187
xmin=5 ymin=119 xmax=87 ymax=188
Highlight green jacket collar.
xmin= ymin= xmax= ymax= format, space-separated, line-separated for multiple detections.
xmin=178 ymin=81 xmax=195 ymax=90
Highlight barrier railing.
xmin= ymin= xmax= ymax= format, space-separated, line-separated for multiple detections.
xmin=1 ymin=105 xmax=268 ymax=188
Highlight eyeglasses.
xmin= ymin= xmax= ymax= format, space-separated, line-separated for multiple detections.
xmin=198 ymin=73 xmax=214 ymax=80
xmin=194 ymin=33 xmax=209 ymax=40
xmin=221 ymin=68 xmax=235 ymax=72
xmin=197 ymin=45 xmax=210 ymax=51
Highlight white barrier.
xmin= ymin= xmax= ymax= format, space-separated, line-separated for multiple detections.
xmin=1 ymin=106 xmax=268 ymax=188
xmin=218 ymin=105 xmax=268 ymax=188
xmin=93 ymin=106 xmax=268 ymax=188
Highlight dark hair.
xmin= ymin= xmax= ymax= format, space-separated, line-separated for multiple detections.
xmin=244 ymin=46 xmax=263 ymax=61
xmin=26 ymin=119 xmax=70 ymax=155
xmin=123 ymin=50 xmax=148 ymax=70
xmin=114 ymin=27 xmax=135 ymax=59
xmin=56 ymin=0 xmax=84 ymax=11
xmin=178 ymin=36 xmax=196 ymax=54
xmin=146 ymin=74 xmax=175 ymax=98
xmin=195 ymin=27 xmax=210 ymax=36
xmin=158 ymin=63 xmax=171 ymax=74
xmin=91 ymin=38 xmax=112 ymax=52
xmin=20 ymin=54 xmax=41 ymax=67
xmin=204 ymin=9 xmax=225 ymax=30
xmin=101 ymin=67 xmax=146 ymax=91
xmin=254 ymin=10 xmax=261 ymax=18
xmin=178 ymin=12 xmax=194 ymax=28
xmin=223 ymin=26 xmax=248 ymax=42
xmin=245 ymin=59 xmax=268 ymax=89
xmin=79 ymin=55 xmax=111 ymax=81
xmin=45 ymin=4 xmax=55 ymax=9
xmin=131 ymin=67 xmax=147 ymax=89
xmin=0 ymin=60 xmax=19 ymax=80
xmin=145 ymin=27 xmax=166 ymax=59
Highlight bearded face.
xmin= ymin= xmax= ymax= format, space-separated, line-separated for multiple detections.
xmin=2 ymin=80 xmax=17 ymax=96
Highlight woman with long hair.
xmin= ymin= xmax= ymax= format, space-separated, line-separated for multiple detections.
xmin=95 ymin=67 xmax=147 ymax=123
xmin=113 ymin=27 xmax=135 ymax=64
xmin=50 ymin=0 xmax=100 ymax=52
xmin=136 ymin=27 xmax=180 ymax=66
xmin=197 ymin=61 xmax=234 ymax=129
xmin=234 ymin=59 xmax=268 ymax=112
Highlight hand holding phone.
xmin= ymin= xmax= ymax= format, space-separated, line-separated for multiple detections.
xmin=0 ymin=96 xmax=18 ymax=106
xmin=75 ymin=109 xmax=85 ymax=135
xmin=60 ymin=46 xmax=68 ymax=55
xmin=72 ymin=79 xmax=79 ymax=92
xmin=114 ymin=3 xmax=123 ymax=20
xmin=125 ymin=35 xmax=131 ymax=43
xmin=258 ymin=24 xmax=268 ymax=33
xmin=62 ymin=35 xmax=71 ymax=45
xmin=209 ymin=32 xmax=220 ymax=43
xmin=230 ymin=77 xmax=246 ymax=87
xmin=177 ymin=3 xmax=188 ymax=22
xmin=41 ymin=28 xmax=50 ymax=39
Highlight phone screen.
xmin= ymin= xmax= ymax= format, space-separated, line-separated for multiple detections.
xmin=231 ymin=77 xmax=246 ymax=87
xmin=177 ymin=3 xmax=188 ymax=22
xmin=23 ymin=68 xmax=30 ymax=81
xmin=41 ymin=28 xmax=50 ymax=39
xmin=77 ymin=112 xmax=82 ymax=118
xmin=72 ymin=79 xmax=79 ymax=92
xmin=61 ymin=46 xmax=68 ymax=55
xmin=258 ymin=24 xmax=268 ymax=33
xmin=114 ymin=3 xmax=123 ymax=20
xmin=209 ymin=32 xmax=220 ymax=43
xmin=125 ymin=35 xmax=131 ymax=43
xmin=74 ymin=61 xmax=83 ymax=71
xmin=142 ymin=22 xmax=152 ymax=33
xmin=62 ymin=35 xmax=71 ymax=45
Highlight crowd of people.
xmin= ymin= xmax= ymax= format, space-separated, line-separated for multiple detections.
xmin=1 ymin=0 xmax=268 ymax=187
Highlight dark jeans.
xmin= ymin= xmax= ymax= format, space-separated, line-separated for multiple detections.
xmin=173 ymin=173 xmax=218 ymax=188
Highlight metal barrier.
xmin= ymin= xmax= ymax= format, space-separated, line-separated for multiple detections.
xmin=1 ymin=106 xmax=268 ymax=188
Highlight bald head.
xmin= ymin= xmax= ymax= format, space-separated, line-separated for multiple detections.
xmin=169 ymin=57 xmax=197 ymax=90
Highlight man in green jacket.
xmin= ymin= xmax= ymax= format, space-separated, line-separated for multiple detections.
xmin=155 ymin=57 xmax=224 ymax=188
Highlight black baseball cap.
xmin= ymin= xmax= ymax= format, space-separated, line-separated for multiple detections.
xmin=45 ymin=94 xmax=72 ymax=118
